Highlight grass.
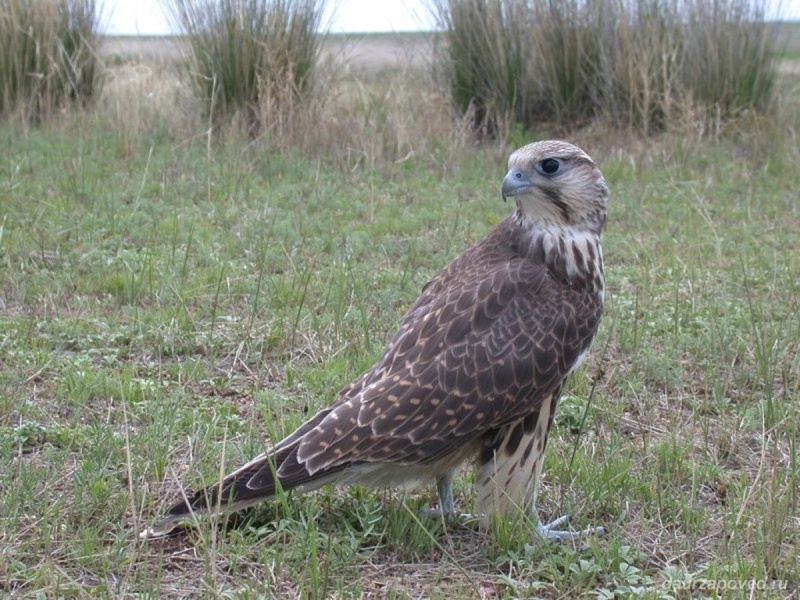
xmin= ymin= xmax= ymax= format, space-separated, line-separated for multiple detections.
xmin=0 ymin=0 xmax=102 ymax=121
xmin=1 ymin=34 xmax=799 ymax=598
xmin=429 ymin=0 xmax=779 ymax=136
xmin=163 ymin=0 xmax=327 ymax=135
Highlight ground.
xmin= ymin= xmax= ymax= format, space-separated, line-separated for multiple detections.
xmin=1 ymin=29 xmax=799 ymax=600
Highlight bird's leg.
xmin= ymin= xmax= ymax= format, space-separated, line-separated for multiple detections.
xmin=534 ymin=512 xmax=605 ymax=540
xmin=420 ymin=471 xmax=470 ymax=521
xmin=436 ymin=471 xmax=455 ymax=515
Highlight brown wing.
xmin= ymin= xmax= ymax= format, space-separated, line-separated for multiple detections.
xmin=270 ymin=220 xmax=518 ymax=455
xmin=291 ymin=251 xmax=602 ymax=476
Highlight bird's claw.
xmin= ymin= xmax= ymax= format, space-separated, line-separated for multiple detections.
xmin=536 ymin=514 xmax=605 ymax=541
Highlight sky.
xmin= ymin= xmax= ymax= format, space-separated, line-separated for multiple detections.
xmin=105 ymin=0 xmax=799 ymax=35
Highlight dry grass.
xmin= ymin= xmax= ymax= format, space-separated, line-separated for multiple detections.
xmin=97 ymin=33 xmax=465 ymax=170
xmin=429 ymin=0 xmax=780 ymax=137
xmin=161 ymin=0 xmax=327 ymax=137
xmin=97 ymin=53 xmax=200 ymax=157
xmin=0 ymin=0 xmax=102 ymax=121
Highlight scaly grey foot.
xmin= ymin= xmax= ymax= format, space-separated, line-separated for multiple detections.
xmin=535 ymin=514 xmax=605 ymax=540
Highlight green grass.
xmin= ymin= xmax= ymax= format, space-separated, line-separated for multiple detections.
xmin=1 ymin=49 xmax=799 ymax=598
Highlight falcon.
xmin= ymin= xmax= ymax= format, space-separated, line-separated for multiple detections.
xmin=144 ymin=140 xmax=609 ymax=540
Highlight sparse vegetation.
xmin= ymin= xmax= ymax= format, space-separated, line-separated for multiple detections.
xmin=0 ymin=0 xmax=102 ymax=121
xmin=0 ymin=16 xmax=798 ymax=600
xmin=430 ymin=0 xmax=779 ymax=136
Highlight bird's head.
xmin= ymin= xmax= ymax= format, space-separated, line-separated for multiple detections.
xmin=502 ymin=140 xmax=608 ymax=234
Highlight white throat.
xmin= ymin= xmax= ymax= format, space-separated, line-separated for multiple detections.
xmin=518 ymin=218 xmax=605 ymax=300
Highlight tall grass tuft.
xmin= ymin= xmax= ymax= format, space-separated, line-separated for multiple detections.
xmin=0 ymin=0 xmax=102 ymax=122
xmin=164 ymin=0 xmax=327 ymax=135
xmin=430 ymin=0 xmax=526 ymax=137
xmin=679 ymin=0 xmax=777 ymax=122
xmin=590 ymin=0 xmax=684 ymax=134
xmin=429 ymin=0 xmax=778 ymax=137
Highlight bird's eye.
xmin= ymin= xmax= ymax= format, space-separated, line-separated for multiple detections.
xmin=535 ymin=158 xmax=562 ymax=176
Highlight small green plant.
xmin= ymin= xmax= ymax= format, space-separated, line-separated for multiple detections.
xmin=0 ymin=0 xmax=102 ymax=121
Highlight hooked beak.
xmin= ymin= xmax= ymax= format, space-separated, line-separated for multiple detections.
xmin=501 ymin=168 xmax=534 ymax=201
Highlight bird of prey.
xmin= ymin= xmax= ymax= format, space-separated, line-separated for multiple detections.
xmin=144 ymin=140 xmax=609 ymax=540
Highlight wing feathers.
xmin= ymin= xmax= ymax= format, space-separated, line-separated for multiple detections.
xmin=290 ymin=220 xmax=601 ymax=475
xmin=161 ymin=220 xmax=602 ymax=525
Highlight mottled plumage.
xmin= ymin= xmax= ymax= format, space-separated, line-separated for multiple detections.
xmin=144 ymin=140 xmax=609 ymax=538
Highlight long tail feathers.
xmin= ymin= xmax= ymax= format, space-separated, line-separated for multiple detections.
xmin=141 ymin=446 xmax=344 ymax=538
